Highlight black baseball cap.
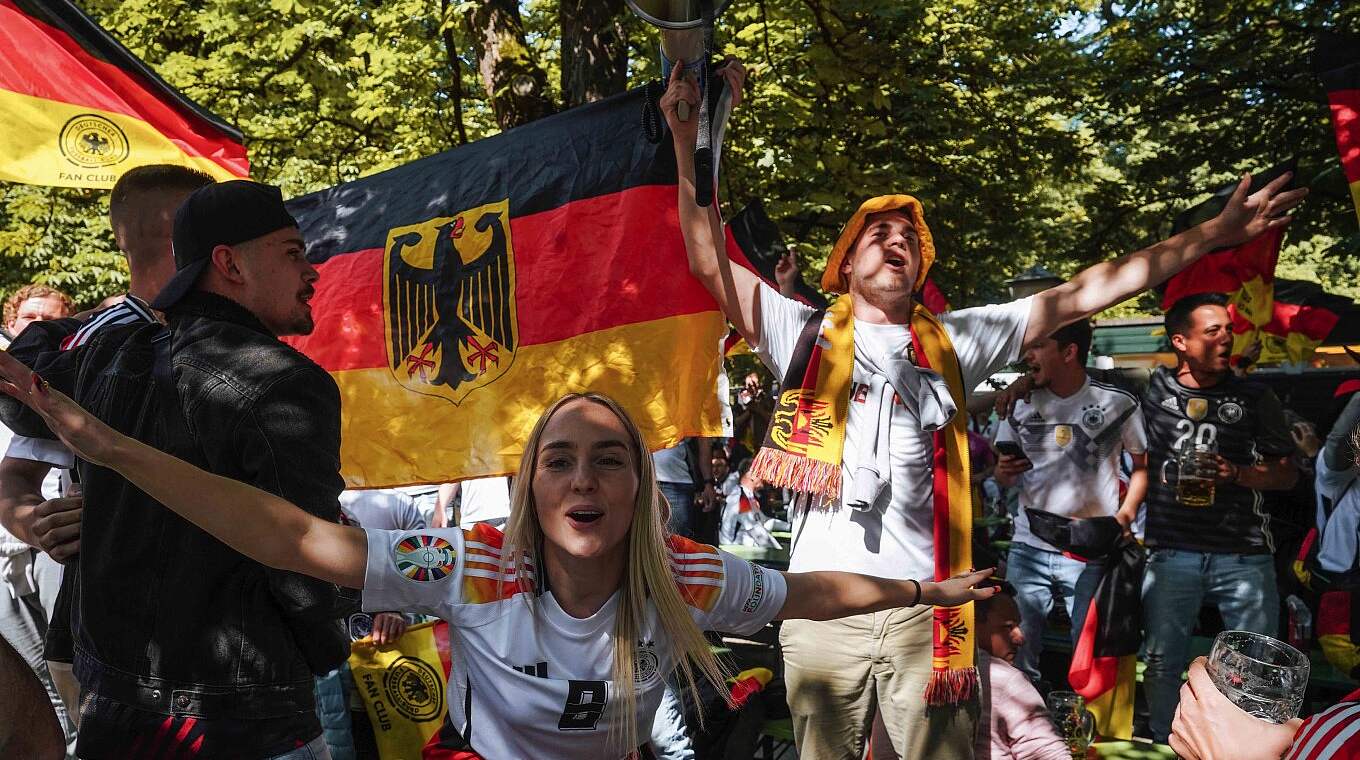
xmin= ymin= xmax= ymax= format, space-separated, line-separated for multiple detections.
xmin=152 ymin=180 xmax=300 ymax=310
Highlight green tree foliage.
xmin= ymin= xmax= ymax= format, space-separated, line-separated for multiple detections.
xmin=1 ymin=0 xmax=1357 ymax=319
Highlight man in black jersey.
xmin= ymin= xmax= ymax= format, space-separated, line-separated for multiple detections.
xmin=1141 ymin=292 xmax=1297 ymax=742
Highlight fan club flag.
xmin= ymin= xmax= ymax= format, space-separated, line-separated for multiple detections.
xmin=1160 ymin=163 xmax=1296 ymax=362
xmin=1316 ymin=31 xmax=1360 ymax=226
xmin=0 ymin=0 xmax=247 ymax=188
xmin=285 ymin=87 xmax=727 ymax=487
xmin=349 ymin=620 xmax=453 ymax=758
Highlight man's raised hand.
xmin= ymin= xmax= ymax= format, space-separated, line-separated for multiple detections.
xmin=1208 ymin=172 xmax=1309 ymax=250
xmin=661 ymin=60 xmax=700 ymax=149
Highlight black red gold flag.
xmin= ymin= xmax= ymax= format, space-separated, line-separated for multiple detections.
xmin=0 ymin=0 xmax=247 ymax=188
xmin=1316 ymin=31 xmax=1360 ymax=226
xmin=1026 ymin=511 xmax=1143 ymax=739
xmin=1236 ymin=279 xmax=1354 ymax=365
xmin=1160 ymin=162 xmax=1296 ymax=362
xmin=284 ymin=87 xmax=727 ymax=488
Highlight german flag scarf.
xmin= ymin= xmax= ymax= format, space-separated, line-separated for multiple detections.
xmin=749 ymin=294 xmax=977 ymax=705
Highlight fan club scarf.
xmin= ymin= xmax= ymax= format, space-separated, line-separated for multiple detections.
xmin=749 ymin=294 xmax=977 ymax=705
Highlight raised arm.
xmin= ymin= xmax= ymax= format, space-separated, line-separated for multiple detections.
xmin=776 ymin=567 xmax=996 ymax=621
xmin=1026 ymin=173 xmax=1308 ymax=346
xmin=0 ymin=350 xmax=367 ymax=588
xmin=662 ymin=60 xmax=765 ymax=347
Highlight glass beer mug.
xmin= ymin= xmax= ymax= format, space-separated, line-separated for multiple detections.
xmin=1162 ymin=439 xmax=1217 ymax=507
xmin=1046 ymin=691 xmax=1095 ymax=759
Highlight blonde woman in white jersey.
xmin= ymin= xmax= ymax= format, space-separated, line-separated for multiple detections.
xmin=0 ymin=357 xmax=995 ymax=759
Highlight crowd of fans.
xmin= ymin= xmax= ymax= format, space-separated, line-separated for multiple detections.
xmin=0 ymin=59 xmax=1353 ymax=760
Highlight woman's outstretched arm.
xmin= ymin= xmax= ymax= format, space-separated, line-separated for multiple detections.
xmin=776 ymin=567 xmax=997 ymax=621
xmin=0 ymin=350 xmax=367 ymax=588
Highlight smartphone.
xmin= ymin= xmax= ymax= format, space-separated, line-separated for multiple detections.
xmin=995 ymin=441 xmax=1028 ymax=461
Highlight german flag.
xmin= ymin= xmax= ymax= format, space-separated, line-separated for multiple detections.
xmin=1027 ymin=511 xmax=1144 ymax=740
xmin=1237 ymin=279 xmax=1353 ymax=365
xmin=1159 ymin=162 xmax=1296 ymax=362
xmin=1316 ymin=31 xmax=1360 ymax=226
xmin=284 ymin=87 xmax=726 ymax=488
xmin=0 ymin=0 xmax=247 ymax=189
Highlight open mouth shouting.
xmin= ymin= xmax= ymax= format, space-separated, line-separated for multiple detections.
xmin=566 ymin=508 xmax=604 ymax=527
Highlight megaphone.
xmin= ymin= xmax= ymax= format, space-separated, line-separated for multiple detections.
xmin=625 ymin=0 xmax=734 ymax=29
xmin=626 ymin=0 xmax=734 ymax=207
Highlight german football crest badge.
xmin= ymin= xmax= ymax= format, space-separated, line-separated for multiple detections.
xmin=1053 ymin=424 xmax=1073 ymax=448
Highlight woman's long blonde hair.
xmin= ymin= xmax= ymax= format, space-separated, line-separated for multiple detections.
xmin=499 ymin=393 xmax=731 ymax=754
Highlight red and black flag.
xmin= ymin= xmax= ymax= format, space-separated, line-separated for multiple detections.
xmin=1247 ymin=278 xmax=1355 ymax=365
xmin=1159 ymin=162 xmax=1297 ymax=363
xmin=1026 ymin=511 xmax=1144 ymax=739
xmin=283 ymin=87 xmax=729 ymax=487
xmin=1316 ymin=31 xmax=1360 ymax=227
xmin=0 ymin=0 xmax=248 ymax=188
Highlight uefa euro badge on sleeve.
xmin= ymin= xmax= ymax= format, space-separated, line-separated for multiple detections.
xmin=393 ymin=535 xmax=457 ymax=582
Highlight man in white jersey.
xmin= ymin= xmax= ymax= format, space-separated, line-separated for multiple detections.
xmin=993 ymin=318 xmax=1147 ymax=682
xmin=661 ymin=57 xmax=1308 ymax=758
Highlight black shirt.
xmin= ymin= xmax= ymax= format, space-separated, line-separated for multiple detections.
xmin=1142 ymin=367 xmax=1294 ymax=554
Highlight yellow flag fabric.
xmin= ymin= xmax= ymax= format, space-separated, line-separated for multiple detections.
xmin=349 ymin=620 xmax=452 ymax=759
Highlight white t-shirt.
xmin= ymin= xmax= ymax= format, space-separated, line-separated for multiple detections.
xmin=653 ymin=443 xmax=691 ymax=485
xmin=995 ymin=379 xmax=1147 ymax=552
xmin=458 ymin=476 xmax=512 ymax=527
xmin=339 ymin=488 xmax=426 ymax=531
xmin=3 ymin=433 xmax=68 ymax=499
xmin=756 ymin=282 xmax=1032 ymax=580
xmin=362 ymin=524 xmax=786 ymax=759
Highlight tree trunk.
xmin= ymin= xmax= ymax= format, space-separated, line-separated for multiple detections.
xmin=559 ymin=0 xmax=627 ymax=108
xmin=463 ymin=0 xmax=554 ymax=130
xmin=438 ymin=0 xmax=469 ymax=145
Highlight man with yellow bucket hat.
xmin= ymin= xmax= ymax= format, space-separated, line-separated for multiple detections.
xmin=660 ymin=61 xmax=1307 ymax=759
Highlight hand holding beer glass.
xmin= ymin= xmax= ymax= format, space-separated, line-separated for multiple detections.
xmin=1163 ymin=438 xmax=1219 ymax=507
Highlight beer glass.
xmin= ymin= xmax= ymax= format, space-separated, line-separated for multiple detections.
xmin=1046 ymin=691 xmax=1095 ymax=759
xmin=1207 ymin=630 xmax=1309 ymax=724
xmin=1163 ymin=440 xmax=1216 ymax=507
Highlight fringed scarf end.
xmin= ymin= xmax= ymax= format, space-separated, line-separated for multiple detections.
xmin=749 ymin=446 xmax=841 ymax=501
xmin=924 ymin=667 xmax=979 ymax=707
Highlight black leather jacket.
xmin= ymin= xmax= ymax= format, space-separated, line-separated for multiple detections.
xmin=2 ymin=292 xmax=351 ymax=754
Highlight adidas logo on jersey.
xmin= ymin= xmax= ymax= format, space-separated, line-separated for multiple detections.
xmin=1161 ymin=396 xmax=1180 ymax=412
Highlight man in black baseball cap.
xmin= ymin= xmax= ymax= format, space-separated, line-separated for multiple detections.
xmin=153 ymin=179 xmax=318 ymax=336
xmin=1 ymin=178 xmax=350 ymax=756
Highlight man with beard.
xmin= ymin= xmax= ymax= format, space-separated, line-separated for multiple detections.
xmin=1140 ymin=291 xmax=1298 ymax=743
xmin=0 ymin=180 xmax=350 ymax=758
xmin=663 ymin=56 xmax=1307 ymax=758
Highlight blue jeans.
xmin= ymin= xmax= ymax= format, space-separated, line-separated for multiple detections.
xmin=1142 ymin=549 xmax=1278 ymax=743
xmin=1006 ymin=541 xmax=1103 ymax=682
xmin=660 ymin=482 xmax=697 ymax=539
xmin=268 ymin=734 xmax=333 ymax=760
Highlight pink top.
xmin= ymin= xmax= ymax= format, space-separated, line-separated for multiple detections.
xmin=978 ymin=652 xmax=1071 ymax=760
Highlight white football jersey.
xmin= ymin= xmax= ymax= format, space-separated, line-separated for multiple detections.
xmin=362 ymin=523 xmax=786 ymax=759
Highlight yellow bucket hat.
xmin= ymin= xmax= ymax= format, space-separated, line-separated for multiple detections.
xmin=819 ymin=194 xmax=937 ymax=295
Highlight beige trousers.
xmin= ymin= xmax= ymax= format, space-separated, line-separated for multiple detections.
xmin=780 ymin=605 xmax=978 ymax=760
